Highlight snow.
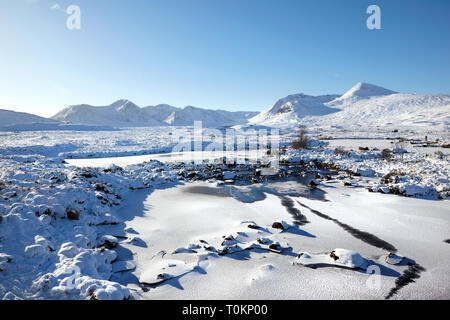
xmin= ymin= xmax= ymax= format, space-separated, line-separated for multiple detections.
xmin=0 ymin=83 xmax=449 ymax=300
xmin=115 ymin=181 xmax=449 ymax=300
xmin=296 ymin=249 xmax=369 ymax=269
xmin=334 ymin=82 xmax=397 ymax=102
xmin=248 ymin=82 xmax=450 ymax=130
xmin=0 ymin=109 xmax=58 ymax=127
xmin=51 ymin=100 xmax=257 ymax=128
xmin=249 ymin=93 xmax=340 ymax=125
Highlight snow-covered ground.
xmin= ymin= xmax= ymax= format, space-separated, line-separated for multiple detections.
xmin=1 ymin=82 xmax=449 ymax=300
xmin=115 ymin=181 xmax=450 ymax=299
xmin=0 ymin=123 xmax=448 ymax=300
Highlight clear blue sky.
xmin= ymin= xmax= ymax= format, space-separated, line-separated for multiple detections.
xmin=1 ymin=0 xmax=449 ymax=117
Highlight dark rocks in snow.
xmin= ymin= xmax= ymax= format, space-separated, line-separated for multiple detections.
xmin=66 ymin=208 xmax=80 ymax=220
xmin=330 ymin=250 xmax=339 ymax=261
xmin=100 ymin=235 xmax=119 ymax=249
xmin=272 ymin=222 xmax=284 ymax=230
xmin=343 ymin=181 xmax=353 ymax=187
xmin=268 ymin=243 xmax=281 ymax=252
xmin=308 ymin=179 xmax=318 ymax=187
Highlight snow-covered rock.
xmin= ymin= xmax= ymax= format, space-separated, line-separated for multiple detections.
xmin=296 ymin=249 xmax=369 ymax=270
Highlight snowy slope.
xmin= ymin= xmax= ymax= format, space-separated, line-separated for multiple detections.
xmin=320 ymin=93 xmax=450 ymax=129
xmin=333 ymin=82 xmax=397 ymax=103
xmin=249 ymin=83 xmax=450 ymax=129
xmin=52 ymin=100 xmax=258 ymax=128
xmin=248 ymin=94 xmax=340 ymax=126
xmin=164 ymin=106 xmax=258 ymax=127
xmin=52 ymin=100 xmax=167 ymax=127
xmin=0 ymin=109 xmax=58 ymax=127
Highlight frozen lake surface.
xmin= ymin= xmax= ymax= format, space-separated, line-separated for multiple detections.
xmin=106 ymin=180 xmax=450 ymax=300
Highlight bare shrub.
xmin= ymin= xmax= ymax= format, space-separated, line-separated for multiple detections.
xmin=334 ymin=146 xmax=349 ymax=156
xmin=381 ymin=169 xmax=406 ymax=184
xmin=380 ymin=148 xmax=393 ymax=160
xmin=435 ymin=151 xmax=445 ymax=160
xmin=291 ymin=126 xmax=308 ymax=150
xmin=394 ymin=140 xmax=408 ymax=160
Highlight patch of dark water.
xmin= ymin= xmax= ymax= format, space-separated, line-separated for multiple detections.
xmin=280 ymin=196 xmax=309 ymax=226
xmin=385 ymin=262 xmax=426 ymax=299
xmin=183 ymin=186 xmax=230 ymax=197
xmin=296 ymin=201 xmax=397 ymax=252
xmin=183 ymin=175 xmax=327 ymax=203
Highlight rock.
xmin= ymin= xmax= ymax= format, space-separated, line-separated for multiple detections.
xmin=0 ymin=253 xmax=12 ymax=271
xmin=100 ymin=235 xmax=119 ymax=249
xmin=124 ymin=226 xmax=138 ymax=234
xmin=139 ymin=259 xmax=195 ymax=285
xmin=58 ymin=242 xmax=79 ymax=258
xmin=34 ymin=235 xmax=55 ymax=252
xmin=272 ymin=222 xmax=284 ymax=230
xmin=268 ymin=243 xmax=281 ymax=252
xmin=385 ymin=253 xmax=405 ymax=265
xmin=112 ymin=261 xmax=136 ymax=273
xmin=223 ymin=171 xmax=236 ymax=180
xmin=272 ymin=221 xmax=290 ymax=230
xmin=66 ymin=208 xmax=80 ymax=220
xmin=128 ymin=236 xmax=146 ymax=247
xmin=308 ymin=179 xmax=319 ymax=187
xmin=296 ymin=248 xmax=368 ymax=270
xmin=24 ymin=244 xmax=48 ymax=258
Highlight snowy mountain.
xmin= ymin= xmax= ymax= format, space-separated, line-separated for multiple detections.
xmin=248 ymin=83 xmax=450 ymax=129
xmin=248 ymin=94 xmax=340 ymax=126
xmin=162 ymin=106 xmax=257 ymax=127
xmin=333 ymin=82 xmax=397 ymax=103
xmin=321 ymin=93 xmax=450 ymax=129
xmin=52 ymin=100 xmax=258 ymax=128
xmin=0 ymin=109 xmax=58 ymax=127
xmin=52 ymin=100 xmax=167 ymax=127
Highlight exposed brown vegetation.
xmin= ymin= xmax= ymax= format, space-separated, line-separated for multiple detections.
xmin=291 ymin=126 xmax=308 ymax=150
xmin=334 ymin=146 xmax=350 ymax=156
xmin=381 ymin=169 xmax=406 ymax=184
xmin=380 ymin=148 xmax=393 ymax=160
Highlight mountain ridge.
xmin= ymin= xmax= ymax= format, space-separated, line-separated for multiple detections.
xmin=51 ymin=100 xmax=258 ymax=127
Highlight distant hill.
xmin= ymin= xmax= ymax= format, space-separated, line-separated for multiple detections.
xmin=52 ymin=100 xmax=258 ymax=127
xmin=0 ymin=109 xmax=58 ymax=127
xmin=248 ymin=82 xmax=450 ymax=129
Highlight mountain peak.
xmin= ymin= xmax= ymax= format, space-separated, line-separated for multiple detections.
xmin=337 ymin=82 xmax=397 ymax=101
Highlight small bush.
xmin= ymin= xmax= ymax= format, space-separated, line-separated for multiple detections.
xmin=435 ymin=151 xmax=445 ymax=160
xmin=380 ymin=148 xmax=393 ymax=160
xmin=381 ymin=169 xmax=406 ymax=184
xmin=291 ymin=127 xmax=308 ymax=150
xmin=334 ymin=146 xmax=349 ymax=156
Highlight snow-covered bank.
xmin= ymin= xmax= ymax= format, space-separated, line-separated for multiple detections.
xmin=0 ymin=125 xmax=448 ymax=300
xmin=0 ymin=158 xmax=178 ymax=299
